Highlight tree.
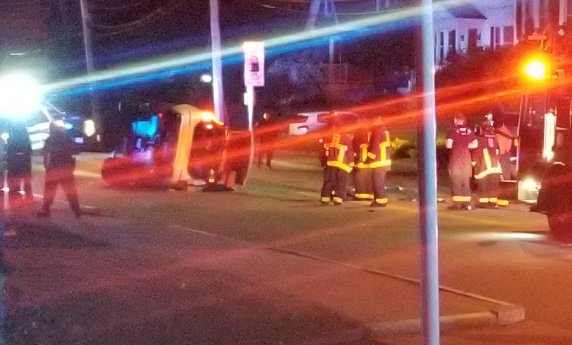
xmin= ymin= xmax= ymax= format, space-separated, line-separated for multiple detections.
xmin=261 ymin=48 xmax=328 ymax=111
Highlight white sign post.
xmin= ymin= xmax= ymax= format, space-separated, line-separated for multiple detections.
xmin=243 ymin=42 xmax=265 ymax=185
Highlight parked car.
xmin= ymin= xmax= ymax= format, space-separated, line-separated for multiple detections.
xmin=287 ymin=111 xmax=359 ymax=136
xmin=24 ymin=103 xmax=99 ymax=151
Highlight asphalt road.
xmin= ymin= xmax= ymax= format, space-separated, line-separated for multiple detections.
xmin=3 ymin=150 xmax=572 ymax=344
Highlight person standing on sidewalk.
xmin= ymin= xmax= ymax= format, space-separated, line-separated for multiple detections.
xmin=368 ymin=115 xmax=392 ymax=207
xmin=320 ymin=118 xmax=354 ymax=206
xmin=445 ymin=113 xmax=478 ymax=210
xmin=37 ymin=122 xmax=81 ymax=218
xmin=6 ymin=121 xmax=33 ymax=208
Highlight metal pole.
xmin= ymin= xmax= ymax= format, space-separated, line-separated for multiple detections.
xmin=80 ymin=0 xmax=94 ymax=73
xmin=0 ymin=184 xmax=5 ymax=344
xmin=80 ymin=0 xmax=102 ymax=144
xmin=307 ymin=0 xmax=322 ymax=29
xmin=210 ymin=0 xmax=226 ymax=123
xmin=416 ymin=0 xmax=440 ymax=344
xmin=244 ymin=85 xmax=255 ymax=185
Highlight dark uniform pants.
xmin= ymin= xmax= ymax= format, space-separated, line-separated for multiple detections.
xmin=257 ymin=148 xmax=273 ymax=168
xmin=371 ymin=167 xmax=388 ymax=205
xmin=42 ymin=166 xmax=80 ymax=214
xmin=321 ymin=166 xmax=349 ymax=204
xmin=353 ymin=167 xmax=372 ymax=200
xmin=476 ymin=174 xmax=501 ymax=207
xmin=7 ymin=155 xmax=33 ymax=207
xmin=449 ymin=164 xmax=472 ymax=207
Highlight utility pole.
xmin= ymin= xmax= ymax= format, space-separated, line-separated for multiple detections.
xmin=210 ymin=0 xmax=225 ymax=123
xmin=416 ymin=0 xmax=440 ymax=344
xmin=80 ymin=0 xmax=102 ymax=145
xmin=307 ymin=0 xmax=339 ymax=72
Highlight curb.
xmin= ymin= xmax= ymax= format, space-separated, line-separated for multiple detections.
xmin=365 ymin=304 xmax=525 ymax=337
xmin=269 ymin=247 xmax=527 ymax=337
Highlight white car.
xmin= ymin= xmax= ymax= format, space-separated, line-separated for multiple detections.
xmin=288 ymin=111 xmax=359 ymax=136
xmin=26 ymin=103 xmax=98 ymax=151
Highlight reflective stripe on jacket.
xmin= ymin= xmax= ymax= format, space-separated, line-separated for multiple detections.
xmin=353 ymin=129 xmax=371 ymax=169
xmin=368 ymin=126 xmax=391 ymax=168
xmin=325 ymin=133 xmax=354 ymax=173
xmin=473 ymin=134 xmax=502 ymax=179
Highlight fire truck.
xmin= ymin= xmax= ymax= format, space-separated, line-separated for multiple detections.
xmin=515 ymin=53 xmax=572 ymax=242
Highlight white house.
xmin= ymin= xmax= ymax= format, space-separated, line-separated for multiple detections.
xmin=433 ymin=0 xmax=516 ymax=64
xmin=433 ymin=0 xmax=572 ymax=65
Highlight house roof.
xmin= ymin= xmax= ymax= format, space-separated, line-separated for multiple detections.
xmin=446 ymin=4 xmax=487 ymax=20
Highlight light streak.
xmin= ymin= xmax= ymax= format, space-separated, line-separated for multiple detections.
xmin=44 ymin=0 xmax=469 ymax=95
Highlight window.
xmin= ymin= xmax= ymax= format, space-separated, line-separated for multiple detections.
xmin=468 ymin=29 xmax=478 ymax=52
xmin=438 ymin=31 xmax=445 ymax=64
xmin=503 ymin=26 xmax=514 ymax=45
xmin=448 ymin=30 xmax=456 ymax=57
xmin=25 ymin=111 xmax=48 ymax=127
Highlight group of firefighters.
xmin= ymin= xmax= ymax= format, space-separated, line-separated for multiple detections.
xmin=319 ymin=114 xmax=392 ymax=207
xmin=317 ymin=110 xmax=517 ymax=209
xmin=445 ymin=112 xmax=516 ymax=210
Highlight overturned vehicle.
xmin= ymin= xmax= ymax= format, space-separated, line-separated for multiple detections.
xmin=101 ymin=103 xmax=238 ymax=190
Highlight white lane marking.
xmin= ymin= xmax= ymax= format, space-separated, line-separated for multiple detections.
xmin=171 ymin=224 xmax=515 ymax=307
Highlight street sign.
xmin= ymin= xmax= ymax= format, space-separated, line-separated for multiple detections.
xmin=243 ymin=42 xmax=265 ymax=87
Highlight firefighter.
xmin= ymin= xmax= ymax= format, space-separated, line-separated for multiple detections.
xmin=473 ymin=121 xmax=503 ymax=208
xmin=494 ymin=120 xmax=516 ymax=206
xmin=445 ymin=113 xmax=478 ymax=210
xmin=320 ymin=119 xmax=354 ymax=206
xmin=368 ymin=115 xmax=392 ymax=207
xmin=352 ymin=119 xmax=373 ymax=201
xmin=37 ymin=122 xmax=81 ymax=218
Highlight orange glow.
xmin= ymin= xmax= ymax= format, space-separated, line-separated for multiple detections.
xmin=524 ymin=60 xmax=547 ymax=80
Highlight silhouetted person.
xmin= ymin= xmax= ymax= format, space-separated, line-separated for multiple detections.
xmin=6 ymin=122 xmax=33 ymax=207
xmin=445 ymin=113 xmax=477 ymax=210
xmin=255 ymin=112 xmax=278 ymax=169
xmin=38 ymin=123 xmax=81 ymax=218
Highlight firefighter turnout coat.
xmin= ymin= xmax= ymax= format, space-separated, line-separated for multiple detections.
xmin=321 ymin=132 xmax=354 ymax=205
xmin=353 ymin=127 xmax=373 ymax=200
xmin=473 ymin=129 xmax=503 ymax=207
xmin=368 ymin=124 xmax=391 ymax=206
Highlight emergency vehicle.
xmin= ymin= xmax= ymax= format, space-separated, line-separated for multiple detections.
xmin=101 ymin=103 xmax=227 ymax=190
xmin=515 ymin=53 xmax=572 ymax=242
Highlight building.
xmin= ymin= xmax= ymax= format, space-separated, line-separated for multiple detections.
xmin=434 ymin=0 xmax=572 ymax=65
xmin=434 ymin=0 xmax=516 ymax=64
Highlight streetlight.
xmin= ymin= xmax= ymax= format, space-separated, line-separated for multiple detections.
xmin=0 ymin=73 xmax=43 ymax=119
xmin=200 ymin=74 xmax=213 ymax=83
